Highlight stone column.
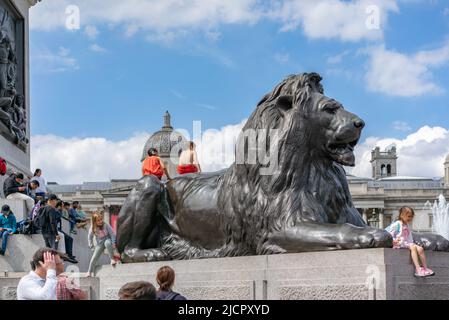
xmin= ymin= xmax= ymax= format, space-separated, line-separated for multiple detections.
xmin=103 ymin=205 xmax=111 ymax=225
xmin=379 ymin=209 xmax=385 ymax=229
xmin=362 ymin=209 xmax=368 ymax=224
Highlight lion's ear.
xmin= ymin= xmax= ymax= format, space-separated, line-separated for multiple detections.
xmin=276 ymin=95 xmax=293 ymax=111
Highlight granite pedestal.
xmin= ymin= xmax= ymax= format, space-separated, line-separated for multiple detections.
xmin=1 ymin=248 xmax=449 ymax=300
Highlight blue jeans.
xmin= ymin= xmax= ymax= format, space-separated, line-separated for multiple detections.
xmin=69 ymin=220 xmax=75 ymax=232
xmin=0 ymin=231 xmax=10 ymax=252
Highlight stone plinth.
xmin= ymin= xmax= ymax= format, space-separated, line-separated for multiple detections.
xmin=1 ymin=248 xmax=449 ymax=300
xmin=95 ymin=248 xmax=449 ymax=300
xmin=1 ymin=0 xmax=38 ymax=196
xmin=0 ymin=274 xmax=99 ymax=300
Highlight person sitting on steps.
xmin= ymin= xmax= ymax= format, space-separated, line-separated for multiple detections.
xmin=0 ymin=204 xmax=16 ymax=256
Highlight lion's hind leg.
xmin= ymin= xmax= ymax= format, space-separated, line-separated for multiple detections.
xmin=117 ymin=175 xmax=167 ymax=261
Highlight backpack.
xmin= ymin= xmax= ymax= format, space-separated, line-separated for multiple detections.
xmin=34 ymin=206 xmax=50 ymax=230
xmin=16 ymin=219 xmax=35 ymax=235
xmin=0 ymin=158 xmax=6 ymax=176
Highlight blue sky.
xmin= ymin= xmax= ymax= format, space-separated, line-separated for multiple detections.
xmin=28 ymin=0 xmax=449 ymax=183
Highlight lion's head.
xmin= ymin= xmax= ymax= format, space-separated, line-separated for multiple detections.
xmin=241 ymin=72 xmax=364 ymax=168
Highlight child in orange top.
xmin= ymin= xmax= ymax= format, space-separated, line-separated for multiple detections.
xmin=142 ymin=148 xmax=171 ymax=180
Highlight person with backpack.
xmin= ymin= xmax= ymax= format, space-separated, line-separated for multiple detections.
xmin=36 ymin=194 xmax=61 ymax=250
xmin=0 ymin=204 xmax=16 ymax=255
xmin=54 ymin=201 xmax=77 ymax=264
xmin=156 ymin=266 xmax=187 ymax=300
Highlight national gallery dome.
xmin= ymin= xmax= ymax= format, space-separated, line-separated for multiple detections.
xmin=141 ymin=111 xmax=185 ymax=161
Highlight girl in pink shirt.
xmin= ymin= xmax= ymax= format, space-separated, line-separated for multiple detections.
xmin=385 ymin=206 xmax=435 ymax=277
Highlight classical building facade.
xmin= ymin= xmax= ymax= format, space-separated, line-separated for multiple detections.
xmin=371 ymin=146 xmax=398 ymax=179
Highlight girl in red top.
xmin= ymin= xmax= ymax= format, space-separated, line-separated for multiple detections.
xmin=177 ymin=141 xmax=201 ymax=175
xmin=142 ymin=148 xmax=171 ymax=180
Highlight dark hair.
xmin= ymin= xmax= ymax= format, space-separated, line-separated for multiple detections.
xmin=63 ymin=202 xmax=70 ymax=207
xmin=30 ymin=180 xmax=40 ymax=187
xmin=47 ymin=194 xmax=59 ymax=201
xmin=118 ymin=281 xmax=157 ymax=300
xmin=56 ymin=201 xmax=63 ymax=209
xmin=72 ymin=201 xmax=79 ymax=206
xmin=33 ymin=169 xmax=41 ymax=176
xmin=156 ymin=266 xmax=175 ymax=291
xmin=148 ymin=148 xmax=158 ymax=156
xmin=15 ymin=173 xmax=24 ymax=180
xmin=30 ymin=248 xmax=61 ymax=271
xmin=397 ymin=206 xmax=415 ymax=223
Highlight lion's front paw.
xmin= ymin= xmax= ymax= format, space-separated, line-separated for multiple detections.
xmin=356 ymin=227 xmax=392 ymax=249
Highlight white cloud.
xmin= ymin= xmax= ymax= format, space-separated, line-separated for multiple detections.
xmin=393 ymin=121 xmax=412 ymax=132
xmin=31 ymin=46 xmax=79 ymax=73
xmin=89 ymin=43 xmax=107 ymax=53
xmin=351 ymin=126 xmax=449 ymax=178
xmin=31 ymin=133 xmax=149 ymax=184
xmin=84 ymin=25 xmax=99 ymax=39
xmin=30 ymin=0 xmax=262 ymax=37
xmin=269 ymin=0 xmax=398 ymax=42
xmin=30 ymin=0 xmax=398 ymax=43
xmin=30 ymin=120 xmax=246 ymax=184
xmin=364 ymin=43 xmax=449 ymax=97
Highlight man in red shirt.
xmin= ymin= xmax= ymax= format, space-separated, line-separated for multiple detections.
xmin=142 ymin=148 xmax=171 ymax=180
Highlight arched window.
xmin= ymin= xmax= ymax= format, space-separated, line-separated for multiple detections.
xmin=387 ymin=164 xmax=392 ymax=175
xmin=381 ymin=164 xmax=386 ymax=176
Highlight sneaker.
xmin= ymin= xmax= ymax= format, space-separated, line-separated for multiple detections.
xmin=0 ymin=250 xmax=4 ymax=256
xmin=423 ymin=267 xmax=435 ymax=277
xmin=111 ymin=260 xmax=117 ymax=267
xmin=70 ymin=230 xmax=77 ymax=235
xmin=414 ymin=268 xmax=427 ymax=277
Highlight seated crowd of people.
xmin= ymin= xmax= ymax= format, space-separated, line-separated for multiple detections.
xmin=0 ymin=167 xmax=88 ymax=263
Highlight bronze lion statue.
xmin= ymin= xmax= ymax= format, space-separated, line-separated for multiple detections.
xmin=117 ymin=72 xmax=449 ymax=262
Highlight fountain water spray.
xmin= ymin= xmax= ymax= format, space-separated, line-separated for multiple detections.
xmin=430 ymin=195 xmax=449 ymax=241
